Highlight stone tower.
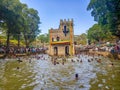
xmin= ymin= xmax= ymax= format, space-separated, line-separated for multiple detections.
xmin=49 ymin=19 xmax=74 ymax=56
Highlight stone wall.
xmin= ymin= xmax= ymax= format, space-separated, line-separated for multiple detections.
xmin=49 ymin=45 xmax=71 ymax=56
xmin=49 ymin=19 xmax=74 ymax=56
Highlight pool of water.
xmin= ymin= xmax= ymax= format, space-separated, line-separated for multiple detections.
xmin=0 ymin=54 xmax=120 ymax=90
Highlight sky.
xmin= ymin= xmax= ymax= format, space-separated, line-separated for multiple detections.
xmin=20 ymin=0 xmax=96 ymax=35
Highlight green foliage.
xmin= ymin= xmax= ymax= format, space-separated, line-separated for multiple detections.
xmin=0 ymin=0 xmax=41 ymax=49
xmin=37 ymin=33 xmax=49 ymax=43
xmin=87 ymin=24 xmax=105 ymax=42
xmin=87 ymin=0 xmax=120 ymax=38
xmin=87 ymin=24 xmax=116 ymax=44
xmin=0 ymin=38 xmax=25 ymax=46
xmin=74 ymin=33 xmax=87 ymax=45
xmin=22 ymin=7 xmax=41 ymax=46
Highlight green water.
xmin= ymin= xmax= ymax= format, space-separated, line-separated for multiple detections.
xmin=90 ymin=59 xmax=120 ymax=90
xmin=0 ymin=54 xmax=120 ymax=90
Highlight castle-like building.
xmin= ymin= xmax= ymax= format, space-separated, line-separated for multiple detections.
xmin=49 ymin=19 xmax=74 ymax=56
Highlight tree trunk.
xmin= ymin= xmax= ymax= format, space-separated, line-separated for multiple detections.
xmin=24 ymin=35 xmax=29 ymax=48
xmin=6 ymin=31 xmax=10 ymax=55
xmin=18 ymin=34 xmax=20 ymax=47
xmin=25 ymin=41 xmax=29 ymax=48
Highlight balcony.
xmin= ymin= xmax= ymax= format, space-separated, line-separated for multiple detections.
xmin=50 ymin=40 xmax=70 ymax=45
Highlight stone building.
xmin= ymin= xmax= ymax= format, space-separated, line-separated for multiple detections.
xmin=49 ymin=19 xmax=74 ymax=56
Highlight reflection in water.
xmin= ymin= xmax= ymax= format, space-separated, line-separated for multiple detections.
xmin=0 ymin=54 xmax=120 ymax=90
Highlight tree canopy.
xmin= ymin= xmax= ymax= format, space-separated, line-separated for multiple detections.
xmin=87 ymin=24 xmax=105 ymax=42
xmin=37 ymin=33 xmax=49 ymax=43
xmin=0 ymin=0 xmax=40 ymax=52
xmin=87 ymin=23 xmax=117 ymax=44
xmin=87 ymin=0 xmax=120 ymax=38
xmin=74 ymin=33 xmax=87 ymax=45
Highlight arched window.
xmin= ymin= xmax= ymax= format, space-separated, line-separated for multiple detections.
xmin=56 ymin=36 xmax=60 ymax=41
xmin=52 ymin=38 xmax=54 ymax=42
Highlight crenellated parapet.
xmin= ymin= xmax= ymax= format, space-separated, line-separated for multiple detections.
xmin=49 ymin=19 xmax=74 ymax=56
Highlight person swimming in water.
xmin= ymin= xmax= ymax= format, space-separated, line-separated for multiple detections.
xmin=75 ymin=73 xmax=79 ymax=80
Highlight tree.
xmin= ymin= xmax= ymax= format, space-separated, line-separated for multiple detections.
xmin=22 ymin=7 xmax=41 ymax=47
xmin=0 ymin=0 xmax=41 ymax=54
xmin=87 ymin=24 xmax=106 ymax=44
xmin=87 ymin=24 xmax=115 ymax=44
xmin=87 ymin=0 xmax=120 ymax=38
xmin=37 ymin=33 xmax=49 ymax=43
xmin=0 ymin=0 xmax=26 ymax=54
xmin=74 ymin=33 xmax=87 ymax=45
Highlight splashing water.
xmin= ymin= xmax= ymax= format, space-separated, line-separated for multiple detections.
xmin=0 ymin=54 xmax=120 ymax=90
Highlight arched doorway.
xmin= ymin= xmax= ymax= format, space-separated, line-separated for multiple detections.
xmin=54 ymin=47 xmax=58 ymax=55
xmin=65 ymin=46 xmax=69 ymax=55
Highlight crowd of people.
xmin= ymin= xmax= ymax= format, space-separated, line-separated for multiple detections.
xmin=0 ymin=46 xmax=48 ymax=56
xmin=92 ymin=44 xmax=120 ymax=54
xmin=76 ymin=42 xmax=120 ymax=54
xmin=0 ymin=45 xmax=115 ymax=81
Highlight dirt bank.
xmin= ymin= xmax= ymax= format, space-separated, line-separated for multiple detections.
xmin=89 ymin=50 xmax=120 ymax=60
